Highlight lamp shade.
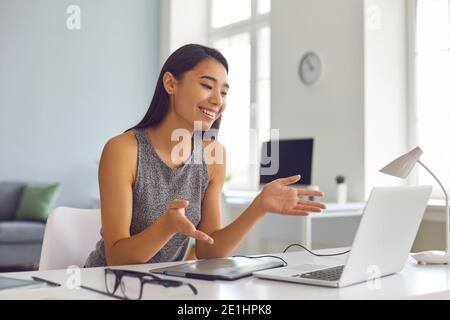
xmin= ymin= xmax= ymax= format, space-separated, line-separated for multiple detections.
xmin=379 ymin=147 xmax=424 ymax=178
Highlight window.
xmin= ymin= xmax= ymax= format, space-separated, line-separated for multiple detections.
xmin=209 ymin=0 xmax=271 ymax=189
xmin=413 ymin=0 xmax=450 ymax=198
xmin=211 ymin=0 xmax=251 ymax=28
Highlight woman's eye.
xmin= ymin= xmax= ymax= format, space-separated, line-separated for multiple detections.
xmin=201 ymin=83 xmax=227 ymax=97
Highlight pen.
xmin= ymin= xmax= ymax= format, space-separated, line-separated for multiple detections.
xmin=32 ymin=276 xmax=61 ymax=287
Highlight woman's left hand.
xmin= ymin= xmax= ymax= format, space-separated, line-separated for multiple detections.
xmin=255 ymin=175 xmax=326 ymax=217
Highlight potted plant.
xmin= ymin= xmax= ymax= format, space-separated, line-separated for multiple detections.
xmin=223 ymin=174 xmax=232 ymax=191
xmin=335 ymin=175 xmax=347 ymax=204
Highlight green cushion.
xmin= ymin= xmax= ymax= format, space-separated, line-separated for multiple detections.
xmin=15 ymin=183 xmax=60 ymax=222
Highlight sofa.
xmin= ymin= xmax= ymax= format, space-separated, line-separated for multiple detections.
xmin=0 ymin=182 xmax=46 ymax=272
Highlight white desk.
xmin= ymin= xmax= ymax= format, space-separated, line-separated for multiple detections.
xmin=223 ymin=191 xmax=365 ymax=253
xmin=1 ymin=249 xmax=450 ymax=300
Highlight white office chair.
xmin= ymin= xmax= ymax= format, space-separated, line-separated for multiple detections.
xmin=39 ymin=207 xmax=101 ymax=271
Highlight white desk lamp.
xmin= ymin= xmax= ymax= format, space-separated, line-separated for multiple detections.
xmin=380 ymin=147 xmax=450 ymax=264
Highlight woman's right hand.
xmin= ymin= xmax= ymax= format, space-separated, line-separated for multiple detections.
xmin=162 ymin=199 xmax=214 ymax=244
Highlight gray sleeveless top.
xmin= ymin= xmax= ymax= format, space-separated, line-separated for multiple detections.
xmin=85 ymin=128 xmax=209 ymax=267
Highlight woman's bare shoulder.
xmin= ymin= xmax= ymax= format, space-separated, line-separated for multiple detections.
xmin=100 ymin=131 xmax=138 ymax=180
xmin=104 ymin=130 xmax=138 ymax=154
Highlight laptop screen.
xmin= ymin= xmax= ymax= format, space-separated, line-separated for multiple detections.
xmin=259 ymin=139 xmax=314 ymax=186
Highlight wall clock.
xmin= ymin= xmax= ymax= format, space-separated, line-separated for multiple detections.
xmin=298 ymin=52 xmax=322 ymax=86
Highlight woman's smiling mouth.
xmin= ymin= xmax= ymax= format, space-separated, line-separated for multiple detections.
xmin=199 ymin=107 xmax=217 ymax=120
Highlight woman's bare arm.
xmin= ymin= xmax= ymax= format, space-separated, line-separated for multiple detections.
xmin=196 ymin=143 xmax=265 ymax=259
xmin=196 ymin=142 xmax=326 ymax=259
xmin=99 ymin=133 xmax=175 ymax=266
xmin=99 ymin=132 xmax=212 ymax=266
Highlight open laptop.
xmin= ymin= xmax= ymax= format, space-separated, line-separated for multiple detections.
xmin=253 ymin=186 xmax=432 ymax=288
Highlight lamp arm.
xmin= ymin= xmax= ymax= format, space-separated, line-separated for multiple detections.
xmin=418 ymin=160 xmax=450 ymax=251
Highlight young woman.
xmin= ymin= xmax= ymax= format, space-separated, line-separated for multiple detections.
xmin=85 ymin=44 xmax=326 ymax=267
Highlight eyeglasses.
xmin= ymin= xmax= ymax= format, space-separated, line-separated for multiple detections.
xmin=103 ymin=268 xmax=198 ymax=300
xmin=80 ymin=268 xmax=198 ymax=300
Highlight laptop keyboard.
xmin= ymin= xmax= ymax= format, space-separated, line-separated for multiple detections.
xmin=298 ymin=265 xmax=345 ymax=281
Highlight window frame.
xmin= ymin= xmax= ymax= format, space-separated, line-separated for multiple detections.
xmin=207 ymin=0 xmax=271 ymax=189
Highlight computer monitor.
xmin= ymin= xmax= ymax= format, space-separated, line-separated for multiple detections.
xmin=259 ymin=138 xmax=314 ymax=186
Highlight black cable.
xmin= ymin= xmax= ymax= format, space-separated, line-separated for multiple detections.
xmin=232 ymin=254 xmax=288 ymax=266
xmin=283 ymin=243 xmax=351 ymax=257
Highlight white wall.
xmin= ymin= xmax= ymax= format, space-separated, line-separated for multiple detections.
xmin=159 ymin=0 xmax=208 ymax=64
xmin=272 ymin=0 xmax=366 ymax=202
xmin=0 ymin=0 xmax=160 ymax=208
xmin=414 ymin=206 xmax=447 ymax=251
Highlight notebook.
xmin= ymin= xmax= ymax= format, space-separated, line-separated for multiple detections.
xmin=149 ymin=256 xmax=286 ymax=281
xmin=0 ymin=276 xmax=46 ymax=292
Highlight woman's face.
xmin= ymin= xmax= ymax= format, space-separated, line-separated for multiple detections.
xmin=166 ymin=58 xmax=229 ymax=132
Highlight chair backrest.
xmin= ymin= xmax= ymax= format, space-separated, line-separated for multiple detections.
xmin=39 ymin=207 xmax=101 ymax=271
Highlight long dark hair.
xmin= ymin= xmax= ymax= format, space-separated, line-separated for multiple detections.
xmin=129 ymin=44 xmax=228 ymax=132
